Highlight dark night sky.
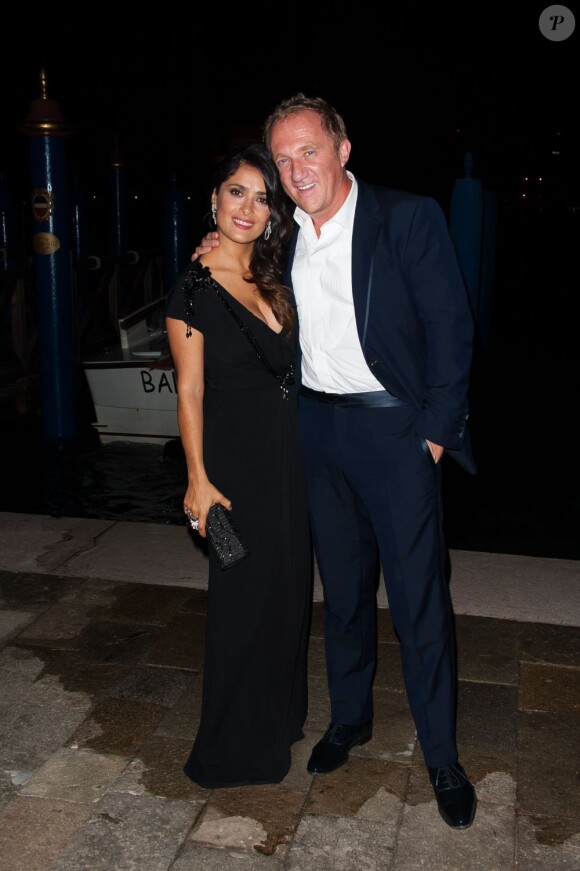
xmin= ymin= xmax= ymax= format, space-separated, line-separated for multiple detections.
xmin=1 ymin=3 xmax=577 ymax=214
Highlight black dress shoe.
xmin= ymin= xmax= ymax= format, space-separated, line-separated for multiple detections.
xmin=307 ymin=721 xmax=373 ymax=775
xmin=428 ymin=763 xmax=477 ymax=829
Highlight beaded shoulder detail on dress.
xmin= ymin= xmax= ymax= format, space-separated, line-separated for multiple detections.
xmin=182 ymin=261 xmax=217 ymax=338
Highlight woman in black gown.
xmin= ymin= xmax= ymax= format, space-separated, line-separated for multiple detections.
xmin=165 ymin=144 xmax=311 ymax=788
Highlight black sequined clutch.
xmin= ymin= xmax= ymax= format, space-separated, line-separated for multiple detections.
xmin=205 ymin=504 xmax=250 ymax=570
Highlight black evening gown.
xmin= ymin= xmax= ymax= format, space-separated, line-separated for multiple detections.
xmin=166 ymin=261 xmax=312 ymax=788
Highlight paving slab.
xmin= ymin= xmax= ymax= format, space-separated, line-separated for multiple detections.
xmin=0 ymin=701 xmax=89 ymax=770
xmin=26 ymin=651 xmax=128 ymax=700
xmin=171 ymin=843 xmax=284 ymax=869
xmin=455 ymin=614 xmax=519 ymax=684
xmin=190 ymin=786 xmax=308 ymax=856
xmin=0 ymin=571 xmax=78 ymax=610
xmin=141 ymin=611 xmax=206 ymax=670
xmin=305 ymin=756 xmax=408 ymax=821
xmin=0 ymin=795 xmax=93 ymax=871
xmin=106 ymin=664 xmax=195 ymax=708
xmin=456 ymin=681 xmax=518 ymax=753
xmin=58 ymin=519 xmax=209 ymax=588
xmin=0 ymin=657 xmax=95 ymax=710
xmin=517 ymin=711 xmax=580 ymax=818
xmin=109 ymin=734 xmax=209 ymax=802
xmin=48 ymin=792 xmax=201 ymax=871
xmin=13 ymin=602 xmax=100 ymax=650
xmin=20 ymin=746 xmax=129 ymax=804
xmin=448 ymin=549 xmax=580 ymax=625
xmin=519 ymin=661 xmax=580 ymax=713
xmin=0 ymin=770 xmax=17 ymax=811
xmin=516 ymin=814 xmax=580 ymax=870
xmin=393 ymin=798 xmax=515 ymax=871
xmin=354 ymin=687 xmax=417 ymax=764
xmin=69 ymin=697 xmax=167 ymax=756
xmin=518 ymin=621 xmax=580 ymax=667
xmin=285 ymin=814 xmax=397 ymax=870
xmin=60 ymin=578 xmax=194 ymax=624
xmin=154 ymin=675 xmax=203 ymax=740
xmin=373 ymin=642 xmax=407 ymax=692
xmin=0 ymin=514 xmax=115 ymax=573
xmin=301 ymin=674 xmax=331 ymax=732
xmin=466 ymin=767 xmax=516 ymax=807
xmin=0 ymin=609 xmax=37 ymax=643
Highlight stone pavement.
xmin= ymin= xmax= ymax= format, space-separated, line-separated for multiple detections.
xmin=0 ymin=512 xmax=579 ymax=870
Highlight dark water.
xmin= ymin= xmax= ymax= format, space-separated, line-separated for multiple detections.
xmin=0 ymin=410 xmax=190 ymax=528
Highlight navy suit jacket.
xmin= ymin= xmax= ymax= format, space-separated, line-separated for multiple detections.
xmin=283 ymin=178 xmax=477 ymax=474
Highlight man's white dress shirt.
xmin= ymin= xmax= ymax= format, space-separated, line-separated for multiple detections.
xmin=291 ymin=172 xmax=384 ymax=394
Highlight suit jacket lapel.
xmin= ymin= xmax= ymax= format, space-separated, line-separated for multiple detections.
xmin=352 ymin=181 xmax=381 ymax=347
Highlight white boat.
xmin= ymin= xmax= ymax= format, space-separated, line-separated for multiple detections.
xmin=83 ymin=296 xmax=179 ymax=444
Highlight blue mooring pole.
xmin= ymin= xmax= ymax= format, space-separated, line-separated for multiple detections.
xmin=0 ymin=173 xmax=20 ymax=272
xmin=71 ymin=176 xmax=89 ymax=263
xmin=477 ymin=190 xmax=498 ymax=351
xmin=449 ymin=152 xmax=483 ymax=323
xmin=108 ymin=136 xmax=128 ymax=257
xmin=162 ymin=170 xmax=189 ymax=292
xmin=20 ymin=69 xmax=76 ymax=443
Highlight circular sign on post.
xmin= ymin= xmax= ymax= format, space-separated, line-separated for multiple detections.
xmin=33 ymin=232 xmax=61 ymax=255
xmin=32 ymin=188 xmax=56 ymax=223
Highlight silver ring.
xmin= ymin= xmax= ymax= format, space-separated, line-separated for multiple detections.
xmin=185 ymin=510 xmax=199 ymax=531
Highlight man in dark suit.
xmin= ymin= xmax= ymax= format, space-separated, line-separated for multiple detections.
xmin=195 ymin=93 xmax=477 ymax=829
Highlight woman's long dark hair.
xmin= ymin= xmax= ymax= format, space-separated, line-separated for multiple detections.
xmin=212 ymin=143 xmax=295 ymax=333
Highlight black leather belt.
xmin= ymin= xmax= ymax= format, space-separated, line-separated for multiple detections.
xmin=300 ymin=386 xmax=406 ymax=408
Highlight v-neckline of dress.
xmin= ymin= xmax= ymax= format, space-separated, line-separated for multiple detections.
xmin=202 ymin=262 xmax=284 ymax=337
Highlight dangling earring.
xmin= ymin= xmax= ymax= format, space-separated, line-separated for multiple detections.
xmin=264 ymin=220 xmax=272 ymax=241
xmin=211 ymin=203 xmax=217 ymax=227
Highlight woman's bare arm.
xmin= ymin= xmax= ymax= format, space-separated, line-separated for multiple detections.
xmin=166 ymin=316 xmax=231 ymax=536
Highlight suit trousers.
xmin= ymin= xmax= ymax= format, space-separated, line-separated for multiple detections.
xmin=298 ymin=394 xmax=459 ymax=767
